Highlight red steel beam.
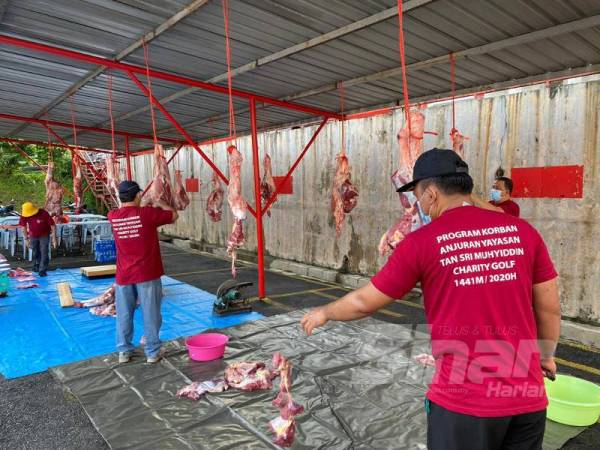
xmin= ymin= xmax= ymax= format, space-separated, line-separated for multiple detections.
xmin=0 ymin=112 xmax=182 ymax=145
xmin=0 ymin=136 xmax=114 ymax=154
xmin=0 ymin=34 xmax=342 ymax=120
xmin=262 ymin=117 xmax=328 ymax=216
xmin=249 ymin=98 xmax=265 ymax=298
xmin=126 ymin=70 xmax=257 ymax=218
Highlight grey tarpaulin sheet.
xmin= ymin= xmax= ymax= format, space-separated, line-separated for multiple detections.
xmin=51 ymin=311 xmax=434 ymax=449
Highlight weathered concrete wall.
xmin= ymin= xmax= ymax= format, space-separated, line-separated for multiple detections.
xmin=132 ymin=75 xmax=600 ymax=323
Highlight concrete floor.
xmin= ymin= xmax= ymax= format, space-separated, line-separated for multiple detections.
xmin=0 ymin=241 xmax=598 ymax=449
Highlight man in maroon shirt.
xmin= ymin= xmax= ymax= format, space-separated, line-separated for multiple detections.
xmin=472 ymin=176 xmax=521 ymax=217
xmin=301 ymin=149 xmax=560 ymax=450
xmin=19 ymin=202 xmax=56 ymax=277
xmin=108 ymin=181 xmax=178 ymax=364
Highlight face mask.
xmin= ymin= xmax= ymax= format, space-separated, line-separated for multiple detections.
xmin=490 ymin=189 xmax=502 ymax=202
xmin=416 ymin=192 xmax=432 ymax=225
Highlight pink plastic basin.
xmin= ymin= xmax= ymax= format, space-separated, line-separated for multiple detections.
xmin=185 ymin=333 xmax=229 ymax=361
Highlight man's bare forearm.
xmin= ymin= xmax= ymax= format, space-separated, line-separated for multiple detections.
xmin=322 ymin=291 xmax=372 ymax=322
xmin=533 ymin=279 xmax=561 ymax=359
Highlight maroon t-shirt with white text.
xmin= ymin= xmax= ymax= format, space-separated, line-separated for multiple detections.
xmin=108 ymin=206 xmax=173 ymax=285
xmin=371 ymin=206 xmax=557 ymax=417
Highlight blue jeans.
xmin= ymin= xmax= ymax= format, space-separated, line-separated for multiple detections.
xmin=115 ymin=278 xmax=162 ymax=358
xmin=31 ymin=236 xmax=49 ymax=273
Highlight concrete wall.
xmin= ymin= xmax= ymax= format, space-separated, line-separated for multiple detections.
xmin=132 ymin=74 xmax=600 ymax=324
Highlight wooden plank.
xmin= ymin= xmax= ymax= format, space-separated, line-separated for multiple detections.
xmin=57 ymin=282 xmax=74 ymax=307
xmin=81 ymin=264 xmax=116 ymax=278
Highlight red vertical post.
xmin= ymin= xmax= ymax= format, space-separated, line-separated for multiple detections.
xmin=125 ymin=135 xmax=132 ymax=181
xmin=249 ymin=98 xmax=266 ymax=299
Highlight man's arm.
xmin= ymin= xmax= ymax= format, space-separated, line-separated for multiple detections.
xmin=301 ymin=283 xmax=394 ymax=335
xmin=471 ymin=193 xmax=504 ymax=213
xmin=153 ymin=199 xmax=178 ymax=223
xmin=532 ymin=277 xmax=561 ymax=379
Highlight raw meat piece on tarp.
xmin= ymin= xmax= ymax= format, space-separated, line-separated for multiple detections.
xmin=224 ymin=361 xmax=276 ymax=391
xmin=206 ymin=171 xmax=224 ymax=222
xmin=146 ymin=144 xmax=174 ymax=207
xmin=16 ymin=276 xmax=36 ymax=282
xmin=45 ymin=161 xmax=64 ymax=220
xmin=450 ymin=128 xmax=469 ymax=159
xmin=269 ymin=353 xmax=304 ymax=447
xmin=172 ymin=170 xmax=190 ymax=211
xmin=226 ymin=145 xmax=247 ymax=278
xmin=105 ymin=156 xmax=121 ymax=208
xmin=260 ymin=154 xmax=277 ymax=217
xmin=74 ymin=285 xmax=116 ymax=317
xmin=9 ymin=268 xmax=32 ymax=278
xmin=16 ymin=283 xmax=39 ymax=289
xmin=269 ymin=416 xmax=297 ymax=447
xmin=379 ymin=111 xmax=430 ymax=256
xmin=331 ymin=152 xmax=359 ymax=237
xmin=73 ymin=157 xmax=84 ymax=213
xmin=414 ymin=353 xmax=436 ymax=367
xmin=176 ymin=379 xmax=229 ymax=401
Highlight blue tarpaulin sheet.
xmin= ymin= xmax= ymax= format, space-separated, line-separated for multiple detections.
xmin=0 ymin=268 xmax=263 ymax=379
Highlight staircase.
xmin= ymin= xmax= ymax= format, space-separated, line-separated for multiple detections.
xmin=77 ymin=151 xmax=119 ymax=211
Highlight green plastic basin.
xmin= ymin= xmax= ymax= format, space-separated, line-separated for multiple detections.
xmin=545 ymin=374 xmax=600 ymax=426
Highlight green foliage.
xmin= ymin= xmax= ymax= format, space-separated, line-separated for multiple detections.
xmin=0 ymin=143 xmax=74 ymax=208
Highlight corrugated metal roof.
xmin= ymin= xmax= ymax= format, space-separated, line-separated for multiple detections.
xmin=0 ymin=0 xmax=599 ymax=152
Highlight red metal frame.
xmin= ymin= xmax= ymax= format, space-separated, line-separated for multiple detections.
xmin=0 ymin=34 xmax=342 ymax=120
xmin=249 ymin=98 xmax=265 ymax=297
xmin=127 ymin=71 xmax=258 ymax=218
xmin=0 ymin=33 xmax=341 ymax=299
xmin=0 ymin=112 xmax=183 ymax=146
xmin=0 ymin=136 xmax=115 ymax=154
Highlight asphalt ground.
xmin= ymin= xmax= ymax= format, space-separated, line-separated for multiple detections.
xmin=1 ymin=242 xmax=598 ymax=449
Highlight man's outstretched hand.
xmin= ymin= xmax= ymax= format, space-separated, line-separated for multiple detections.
xmin=300 ymin=307 xmax=328 ymax=336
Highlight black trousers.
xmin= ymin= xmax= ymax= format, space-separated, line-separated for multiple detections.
xmin=427 ymin=400 xmax=546 ymax=450
xmin=31 ymin=236 xmax=49 ymax=273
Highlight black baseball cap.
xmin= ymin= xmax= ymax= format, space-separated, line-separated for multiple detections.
xmin=118 ymin=180 xmax=142 ymax=196
xmin=397 ymin=148 xmax=469 ymax=192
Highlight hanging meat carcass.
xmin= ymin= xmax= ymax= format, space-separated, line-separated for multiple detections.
xmin=146 ymin=143 xmax=174 ymax=207
xmin=379 ymin=111 xmax=428 ymax=256
xmin=44 ymin=161 xmax=64 ymax=221
xmin=331 ymin=152 xmax=359 ymax=237
xmin=450 ymin=128 xmax=469 ymax=159
xmin=206 ymin=171 xmax=224 ymax=222
xmin=172 ymin=170 xmax=190 ymax=211
xmin=73 ymin=158 xmax=84 ymax=213
xmin=260 ymin=154 xmax=277 ymax=217
xmin=226 ymin=145 xmax=247 ymax=278
xmin=105 ymin=156 xmax=121 ymax=208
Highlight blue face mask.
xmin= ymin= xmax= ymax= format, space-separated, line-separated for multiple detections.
xmin=490 ymin=189 xmax=502 ymax=202
xmin=416 ymin=193 xmax=432 ymax=225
